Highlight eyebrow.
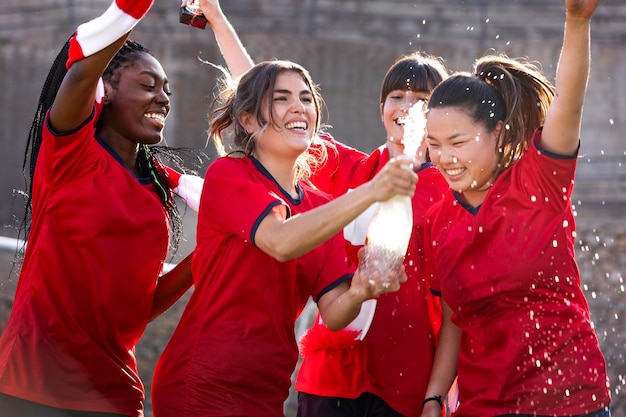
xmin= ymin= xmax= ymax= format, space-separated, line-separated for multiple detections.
xmin=138 ymin=70 xmax=168 ymax=82
xmin=273 ymin=89 xmax=312 ymax=95
xmin=427 ymin=132 xmax=465 ymax=140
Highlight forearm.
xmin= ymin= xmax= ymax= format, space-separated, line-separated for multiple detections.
xmin=198 ymin=0 xmax=254 ymax=78
xmin=543 ymin=9 xmax=592 ymax=154
xmin=421 ymin=301 xmax=461 ymax=416
xmin=50 ymin=0 xmax=154 ymax=131
xmin=67 ymin=0 xmax=154 ymax=68
xmin=208 ymin=12 xmax=254 ymax=78
xmin=554 ymin=16 xmax=591 ymax=118
xmin=317 ymin=282 xmax=365 ymax=331
xmin=150 ymin=254 xmax=193 ymax=320
xmin=256 ymin=181 xmax=378 ymax=261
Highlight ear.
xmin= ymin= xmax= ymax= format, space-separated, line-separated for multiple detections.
xmin=239 ymin=112 xmax=256 ymax=134
xmin=102 ymin=82 xmax=114 ymax=105
xmin=379 ymin=102 xmax=385 ymax=122
xmin=492 ymin=120 xmax=505 ymax=149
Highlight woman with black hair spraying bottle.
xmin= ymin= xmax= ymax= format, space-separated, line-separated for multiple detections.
xmin=420 ymin=0 xmax=610 ymax=415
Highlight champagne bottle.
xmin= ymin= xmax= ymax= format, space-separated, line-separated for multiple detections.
xmin=361 ymin=101 xmax=426 ymax=285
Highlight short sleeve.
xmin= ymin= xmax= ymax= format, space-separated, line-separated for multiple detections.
xmin=199 ymin=157 xmax=288 ymax=246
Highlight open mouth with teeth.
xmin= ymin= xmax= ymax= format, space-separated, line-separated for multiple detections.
xmin=445 ymin=168 xmax=465 ymax=177
xmin=145 ymin=112 xmax=166 ymax=123
xmin=285 ymin=121 xmax=308 ymax=131
xmin=395 ymin=117 xmax=409 ymax=127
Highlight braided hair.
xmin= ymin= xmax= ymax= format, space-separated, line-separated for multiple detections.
xmin=20 ymin=37 xmax=191 ymax=255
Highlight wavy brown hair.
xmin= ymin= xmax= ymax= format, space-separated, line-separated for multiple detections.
xmin=208 ymin=59 xmax=327 ymax=181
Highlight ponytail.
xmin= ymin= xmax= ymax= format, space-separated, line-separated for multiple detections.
xmin=473 ymin=55 xmax=554 ymax=173
xmin=428 ymin=54 xmax=554 ymax=176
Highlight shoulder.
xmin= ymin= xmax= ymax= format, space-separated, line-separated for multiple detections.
xmin=531 ymin=127 xmax=578 ymax=161
xmin=424 ymin=190 xmax=454 ymax=221
xmin=206 ymin=155 xmax=250 ymax=177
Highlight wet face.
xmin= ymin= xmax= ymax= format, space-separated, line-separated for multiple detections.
xmin=102 ymin=52 xmax=171 ymax=146
xmin=243 ymin=71 xmax=318 ymax=160
xmin=381 ymin=90 xmax=430 ymax=158
xmin=426 ymin=107 xmax=502 ymax=207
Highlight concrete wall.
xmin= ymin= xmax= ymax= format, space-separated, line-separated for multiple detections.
xmin=1 ymin=0 xmax=625 ymax=230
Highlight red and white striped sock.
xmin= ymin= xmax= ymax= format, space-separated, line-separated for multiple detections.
xmin=66 ymin=0 xmax=154 ymax=69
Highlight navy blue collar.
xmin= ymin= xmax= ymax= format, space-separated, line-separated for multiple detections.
xmin=248 ymin=155 xmax=303 ymax=204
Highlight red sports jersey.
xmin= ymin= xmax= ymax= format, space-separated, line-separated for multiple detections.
xmin=151 ymin=155 xmax=355 ymax=417
xmin=0 ymin=104 xmax=171 ymax=416
xmin=424 ymin=129 xmax=610 ymax=416
xmin=308 ymin=132 xmax=369 ymax=197
xmin=297 ymin=142 xmax=448 ymax=417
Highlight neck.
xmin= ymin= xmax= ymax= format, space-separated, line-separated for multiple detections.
xmin=253 ymin=151 xmax=299 ymax=198
xmin=99 ymin=131 xmax=141 ymax=175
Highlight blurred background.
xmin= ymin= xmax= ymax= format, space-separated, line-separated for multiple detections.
xmin=0 ymin=1 xmax=624 ymax=416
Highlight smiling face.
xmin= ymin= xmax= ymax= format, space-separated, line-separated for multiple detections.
xmin=426 ymin=107 xmax=503 ymax=207
xmin=242 ymin=70 xmax=318 ymax=161
xmin=381 ymin=90 xmax=430 ymax=158
xmin=101 ymin=51 xmax=171 ymax=147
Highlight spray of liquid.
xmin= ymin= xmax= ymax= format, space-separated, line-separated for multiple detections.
xmin=363 ymin=101 xmax=427 ymax=286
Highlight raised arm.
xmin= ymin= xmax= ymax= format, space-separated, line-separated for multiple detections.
xmin=541 ymin=0 xmax=600 ymax=155
xmin=183 ymin=0 xmax=254 ymax=79
xmin=49 ymin=0 xmax=155 ymax=132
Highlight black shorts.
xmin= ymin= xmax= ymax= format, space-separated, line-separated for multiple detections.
xmin=297 ymin=391 xmax=405 ymax=417
xmin=0 ymin=392 xmax=130 ymax=417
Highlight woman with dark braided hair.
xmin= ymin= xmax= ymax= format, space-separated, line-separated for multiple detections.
xmin=0 ymin=1 xmax=199 ymax=416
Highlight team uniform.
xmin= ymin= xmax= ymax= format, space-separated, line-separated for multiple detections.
xmin=424 ymin=129 xmax=611 ymax=417
xmin=0 ymin=100 xmax=173 ymax=416
xmin=296 ymin=134 xmax=448 ymax=417
xmin=151 ymin=155 xmax=355 ymax=417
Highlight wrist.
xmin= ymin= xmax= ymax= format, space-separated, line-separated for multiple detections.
xmin=346 ymin=280 xmax=368 ymax=306
xmin=422 ymin=395 xmax=443 ymax=410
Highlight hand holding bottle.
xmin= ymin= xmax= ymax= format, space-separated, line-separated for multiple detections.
xmin=181 ymin=0 xmax=224 ymax=26
xmin=366 ymin=154 xmax=418 ymax=202
xmin=350 ymin=247 xmax=408 ymax=300
xmin=179 ymin=0 xmax=208 ymax=28
xmin=359 ymin=154 xmax=418 ymax=283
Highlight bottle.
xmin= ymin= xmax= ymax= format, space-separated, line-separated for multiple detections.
xmin=361 ymin=101 xmax=426 ymax=285
xmin=179 ymin=0 xmax=208 ymax=29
